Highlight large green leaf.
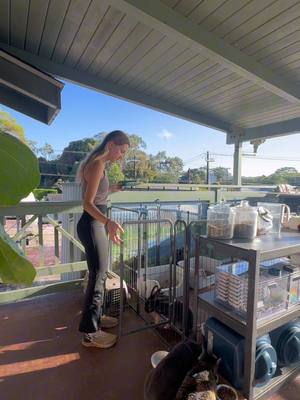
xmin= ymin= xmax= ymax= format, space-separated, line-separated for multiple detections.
xmin=0 ymin=130 xmax=40 ymax=206
xmin=0 ymin=224 xmax=36 ymax=284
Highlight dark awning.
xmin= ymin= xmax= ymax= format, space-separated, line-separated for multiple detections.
xmin=0 ymin=50 xmax=63 ymax=124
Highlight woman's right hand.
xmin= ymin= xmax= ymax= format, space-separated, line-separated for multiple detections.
xmin=106 ymin=219 xmax=124 ymax=245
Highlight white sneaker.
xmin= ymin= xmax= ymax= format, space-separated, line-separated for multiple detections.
xmin=82 ymin=330 xmax=117 ymax=349
xmin=101 ymin=315 xmax=118 ymax=329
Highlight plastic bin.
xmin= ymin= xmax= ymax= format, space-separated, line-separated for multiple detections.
xmin=205 ymin=318 xmax=277 ymax=389
xmin=260 ymin=258 xmax=300 ymax=308
xmin=270 ymin=319 xmax=300 ymax=367
xmin=207 ymin=203 xmax=236 ymax=239
xmin=140 ymin=264 xmax=184 ymax=298
xmin=177 ymin=256 xmax=220 ymax=289
xmin=288 ymin=272 xmax=300 ymax=307
xmin=215 ymin=262 xmax=289 ymax=321
xmin=234 ymin=201 xmax=258 ymax=240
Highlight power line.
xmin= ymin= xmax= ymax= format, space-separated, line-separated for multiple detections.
xmin=53 ymin=149 xmax=89 ymax=154
xmin=244 ymin=155 xmax=300 ymax=162
xmin=38 ymin=161 xmax=78 ymax=166
xmin=211 ymin=152 xmax=300 ymax=162
xmin=182 ymin=153 xmax=206 ymax=164
xmin=40 ymin=173 xmax=76 ymax=178
xmin=211 ymin=152 xmax=232 ymax=157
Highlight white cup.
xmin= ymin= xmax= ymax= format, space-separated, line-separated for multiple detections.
xmin=150 ymin=350 xmax=169 ymax=368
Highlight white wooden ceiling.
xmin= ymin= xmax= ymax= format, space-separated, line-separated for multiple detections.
xmin=1 ymin=0 xmax=300 ymax=142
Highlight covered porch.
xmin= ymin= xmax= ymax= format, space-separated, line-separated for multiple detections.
xmin=1 ymin=289 xmax=165 ymax=400
xmin=2 ymin=1 xmax=300 ymax=399
xmin=2 ymin=1 xmax=300 ymax=183
xmin=1 ymin=288 xmax=299 ymax=400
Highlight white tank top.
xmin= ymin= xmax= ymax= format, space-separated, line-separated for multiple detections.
xmin=82 ymin=170 xmax=109 ymax=205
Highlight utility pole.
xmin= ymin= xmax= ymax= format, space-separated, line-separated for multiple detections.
xmin=126 ymin=156 xmax=138 ymax=179
xmin=133 ymin=154 xmax=137 ymax=180
xmin=205 ymin=151 xmax=214 ymax=184
xmin=187 ymin=168 xmax=191 ymax=184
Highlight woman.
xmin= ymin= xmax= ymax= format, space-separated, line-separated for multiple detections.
xmin=77 ymin=130 xmax=130 ymax=348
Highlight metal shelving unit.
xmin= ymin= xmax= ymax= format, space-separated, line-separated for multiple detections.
xmin=197 ymin=232 xmax=300 ymax=400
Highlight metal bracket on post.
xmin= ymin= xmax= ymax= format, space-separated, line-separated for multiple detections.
xmin=226 ymin=127 xmax=244 ymax=145
xmin=227 ymin=128 xmax=244 ymax=187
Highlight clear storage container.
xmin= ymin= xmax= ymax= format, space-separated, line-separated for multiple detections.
xmin=257 ymin=202 xmax=290 ymax=234
xmin=207 ymin=203 xmax=235 ymax=239
xmin=215 ymin=262 xmax=289 ymax=321
xmin=257 ymin=206 xmax=273 ymax=235
xmin=260 ymin=258 xmax=300 ymax=308
xmin=177 ymin=256 xmax=220 ymax=289
xmin=289 ymin=272 xmax=300 ymax=307
xmin=234 ymin=200 xmax=258 ymax=239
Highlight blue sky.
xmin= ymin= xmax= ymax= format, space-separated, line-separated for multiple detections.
xmin=2 ymin=80 xmax=300 ymax=177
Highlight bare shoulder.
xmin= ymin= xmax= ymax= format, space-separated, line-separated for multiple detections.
xmin=84 ymin=158 xmax=105 ymax=181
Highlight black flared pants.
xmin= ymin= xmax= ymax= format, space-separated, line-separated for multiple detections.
xmin=77 ymin=206 xmax=109 ymax=333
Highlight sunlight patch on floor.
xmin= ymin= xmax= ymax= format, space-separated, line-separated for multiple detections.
xmin=0 ymin=353 xmax=80 ymax=378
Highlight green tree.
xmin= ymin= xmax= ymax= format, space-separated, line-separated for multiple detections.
xmin=168 ymin=156 xmax=184 ymax=180
xmin=149 ymin=151 xmax=183 ymax=182
xmin=275 ymin=167 xmax=298 ymax=175
xmin=242 ymin=167 xmax=300 ymax=186
xmin=126 ymin=134 xmax=146 ymax=154
xmin=38 ymin=137 xmax=98 ymax=187
xmin=28 ymin=140 xmax=39 ymax=155
xmin=123 ymin=135 xmax=148 ymax=180
xmin=212 ymin=167 xmax=232 ymax=183
xmin=39 ymin=143 xmax=55 ymax=161
xmin=180 ymin=168 xmax=206 ymax=184
xmin=93 ymin=132 xmax=107 ymax=142
xmin=152 ymin=173 xmax=176 ymax=183
xmin=136 ymin=152 xmax=157 ymax=182
xmin=107 ymin=163 xmax=124 ymax=183
xmin=0 ymin=110 xmax=26 ymax=142
xmin=37 ymin=133 xmax=184 ymax=187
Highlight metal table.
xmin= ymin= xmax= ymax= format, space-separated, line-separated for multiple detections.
xmin=197 ymin=232 xmax=300 ymax=400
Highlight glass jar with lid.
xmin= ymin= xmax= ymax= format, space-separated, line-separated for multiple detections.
xmin=257 ymin=206 xmax=273 ymax=235
xmin=207 ymin=202 xmax=236 ymax=239
xmin=234 ymin=200 xmax=258 ymax=239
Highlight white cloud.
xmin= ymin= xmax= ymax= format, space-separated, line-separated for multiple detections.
xmin=158 ymin=129 xmax=174 ymax=140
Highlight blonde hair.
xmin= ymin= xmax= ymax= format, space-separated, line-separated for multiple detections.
xmin=76 ymin=130 xmax=130 ymax=182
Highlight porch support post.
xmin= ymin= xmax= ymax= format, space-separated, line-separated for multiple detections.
xmin=233 ymin=141 xmax=242 ymax=185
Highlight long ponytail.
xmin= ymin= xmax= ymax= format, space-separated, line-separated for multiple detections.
xmin=76 ymin=130 xmax=130 ymax=182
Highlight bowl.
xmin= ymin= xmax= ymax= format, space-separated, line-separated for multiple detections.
xmin=216 ymin=384 xmax=238 ymax=400
xmin=150 ymin=350 xmax=169 ymax=368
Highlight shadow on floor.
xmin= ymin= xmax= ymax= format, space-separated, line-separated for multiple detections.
xmin=0 ymin=290 xmax=166 ymax=400
xmin=1 ymin=289 xmax=299 ymax=400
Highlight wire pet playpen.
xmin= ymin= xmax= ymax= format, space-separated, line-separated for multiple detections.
xmin=115 ymin=217 xmax=196 ymax=346
xmin=81 ymin=202 xmax=209 ymax=346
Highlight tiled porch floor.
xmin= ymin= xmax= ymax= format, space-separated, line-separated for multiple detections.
xmin=0 ymin=289 xmax=299 ymax=400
